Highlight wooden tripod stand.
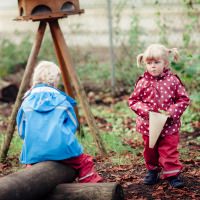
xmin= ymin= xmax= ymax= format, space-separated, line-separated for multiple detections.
xmin=0 ymin=20 xmax=106 ymax=161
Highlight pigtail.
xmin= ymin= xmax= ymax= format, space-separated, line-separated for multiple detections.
xmin=168 ymin=48 xmax=179 ymax=62
xmin=136 ymin=53 xmax=144 ymax=67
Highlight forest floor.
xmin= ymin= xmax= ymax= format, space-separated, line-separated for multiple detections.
xmin=0 ymin=92 xmax=199 ymax=200
xmin=96 ymin=130 xmax=200 ymax=200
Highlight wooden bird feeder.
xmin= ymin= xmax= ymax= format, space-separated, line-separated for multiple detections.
xmin=17 ymin=0 xmax=84 ymax=21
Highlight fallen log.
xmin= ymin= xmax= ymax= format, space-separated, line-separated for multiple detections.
xmin=0 ymin=79 xmax=18 ymax=103
xmin=0 ymin=161 xmax=76 ymax=200
xmin=44 ymin=182 xmax=124 ymax=200
xmin=0 ymin=69 xmax=24 ymax=103
xmin=0 ymin=161 xmax=124 ymax=200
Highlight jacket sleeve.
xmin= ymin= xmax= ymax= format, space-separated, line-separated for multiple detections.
xmin=128 ymin=79 xmax=152 ymax=119
xmin=63 ymin=102 xmax=79 ymax=136
xmin=16 ymin=107 xmax=25 ymax=139
xmin=67 ymin=107 xmax=79 ymax=131
xmin=167 ymin=75 xmax=190 ymax=121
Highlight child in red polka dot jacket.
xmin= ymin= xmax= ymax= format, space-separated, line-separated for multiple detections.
xmin=128 ymin=44 xmax=190 ymax=188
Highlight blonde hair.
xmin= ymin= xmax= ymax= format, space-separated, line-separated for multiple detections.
xmin=137 ymin=44 xmax=179 ymax=67
xmin=32 ymin=61 xmax=61 ymax=87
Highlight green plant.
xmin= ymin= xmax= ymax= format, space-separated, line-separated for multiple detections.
xmin=171 ymin=51 xmax=200 ymax=93
xmin=0 ymin=133 xmax=22 ymax=157
xmin=155 ymin=2 xmax=169 ymax=45
xmin=112 ymin=2 xmax=144 ymax=86
xmin=0 ymin=34 xmax=58 ymax=78
xmin=0 ymin=36 xmax=31 ymax=77
xmin=181 ymin=0 xmax=199 ymax=48
xmin=76 ymin=55 xmax=110 ymax=85
xmin=115 ymin=14 xmax=143 ymax=86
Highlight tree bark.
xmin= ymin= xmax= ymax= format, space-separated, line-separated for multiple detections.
xmin=0 ymin=161 xmax=124 ymax=200
xmin=0 ymin=161 xmax=76 ymax=200
xmin=44 ymin=182 xmax=124 ymax=200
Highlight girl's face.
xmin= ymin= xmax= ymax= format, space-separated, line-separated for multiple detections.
xmin=145 ymin=58 xmax=167 ymax=77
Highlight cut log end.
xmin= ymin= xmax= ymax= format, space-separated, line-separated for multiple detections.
xmin=0 ymin=81 xmax=18 ymax=103
xmin=45 ymin=182 xmax=124 ymax=200
xmin=112 ymin=184 xmax=124 ymax=200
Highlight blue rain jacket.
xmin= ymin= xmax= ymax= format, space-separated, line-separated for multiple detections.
xmin=16 ymin=84 xmax=83 ymax=164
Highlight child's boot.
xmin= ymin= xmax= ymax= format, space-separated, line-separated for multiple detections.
xmin=168 ymin=176 xmax=184 ymax=188
xmin=144 ymin=170 xmax=159 ymax=185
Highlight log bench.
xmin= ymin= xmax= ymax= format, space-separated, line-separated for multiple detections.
xmin=0 ymin=161 xmax=124 ymax=200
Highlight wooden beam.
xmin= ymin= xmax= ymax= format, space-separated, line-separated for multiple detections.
xmin=49 ymin=20 xmax=107 ymax=156
xmin=49 ymin=25 xmax=74 ymax=97
xmin=50 ymin=21 xmax=80 ymax=126
xmin=0 ymin=21 xmax=47 ymax=162
xmin=49 ymin=22 xmax=81 ymax=131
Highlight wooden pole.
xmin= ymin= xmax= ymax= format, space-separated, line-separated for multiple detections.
xmin=49 ymin=20 xmax=107 ymax=156
xmin=44 ymin=183 xmax=124 ymax=200
xmin=0 ymin=22 xmax=47 ymax=162
xmin=106 ymin=0 xmax=116 ymax=96
xmin=50 ymin=27 xmax=74 ymax=97
xmin=0 ymin=161 xmax=76 ymax=200
xmin=48 ymin=22 xmax=81 ymax=135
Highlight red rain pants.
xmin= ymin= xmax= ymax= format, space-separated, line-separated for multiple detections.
xmin=61 ymin=154 xmax=103 ymax=183
xmin=26 ymin=154 xmax=103 ymax=183
xmin=142 ymin=133 xmax=183 ymax=179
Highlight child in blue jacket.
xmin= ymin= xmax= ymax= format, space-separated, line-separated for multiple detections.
xmin=16 ymin=60 xmax=102 ymax=183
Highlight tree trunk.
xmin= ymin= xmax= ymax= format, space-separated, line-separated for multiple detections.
xmin=0 ymin=161 xmax=76 ymax=200
xmin=44 ymin=183 xmax=124 ymax=200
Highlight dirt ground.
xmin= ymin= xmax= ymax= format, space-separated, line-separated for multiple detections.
xmin=96 ymin=129 xmax=200 ymax=200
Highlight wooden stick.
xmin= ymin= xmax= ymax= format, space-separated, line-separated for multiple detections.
xmin=0 ymin=22 xmax=47 ymax=162
xmin=48 ymin=22 xmax=81 ymax=134
xmin=50 ymin=28 xmax=74 ymax=97
xmin=48 ymin=20 xmax=107 ymax=156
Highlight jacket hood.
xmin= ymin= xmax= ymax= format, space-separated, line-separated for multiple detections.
xmin=22 ymin=84 xmax=76 ymax=112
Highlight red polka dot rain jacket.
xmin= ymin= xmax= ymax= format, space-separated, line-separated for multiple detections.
xmin=129 ymin=69 xmax=190 ymax=136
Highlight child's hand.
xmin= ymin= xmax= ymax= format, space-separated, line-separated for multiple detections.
xmin=158 ymin=109 xmax=170 ymax=117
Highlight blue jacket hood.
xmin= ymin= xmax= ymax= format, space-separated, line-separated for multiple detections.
xmin=23 ymin=84 xmax=76 ymax=112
